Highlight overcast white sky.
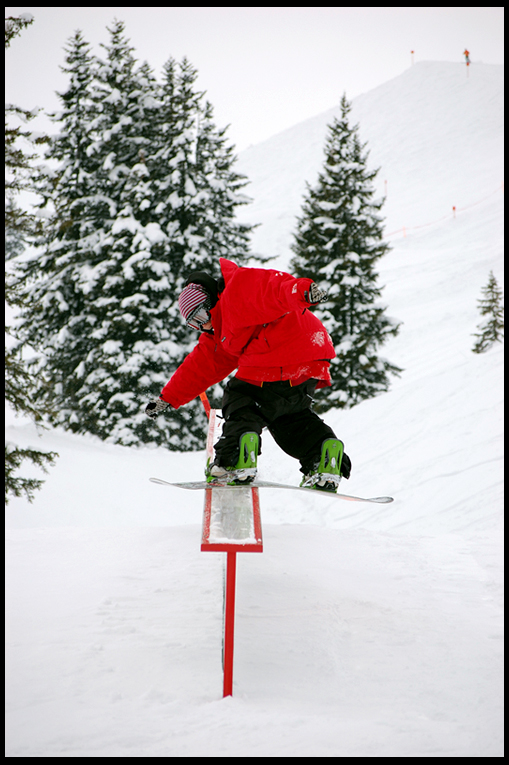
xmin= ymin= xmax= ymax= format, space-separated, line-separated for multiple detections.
xmin=5 ymin=6 xmax=504 ymax=152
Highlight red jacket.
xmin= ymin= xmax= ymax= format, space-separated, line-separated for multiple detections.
xmin=160 ymin=258 xmax=336 ymax=408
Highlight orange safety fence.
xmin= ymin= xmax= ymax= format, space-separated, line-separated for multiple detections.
xmin=383 ymin=182 xmax=503 ymax=240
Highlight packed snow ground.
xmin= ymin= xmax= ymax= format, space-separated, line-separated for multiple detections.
xmin=5 ymin=62 xmax=504 ymax=757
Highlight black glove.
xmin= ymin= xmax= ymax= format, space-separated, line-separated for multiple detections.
xmin=341 ymin=453 xmax=352 ymax=480
xmin=305 ymin=282 xmax=328 ymax=305
xmin=145 ymin=397 xmax=170 ymax=419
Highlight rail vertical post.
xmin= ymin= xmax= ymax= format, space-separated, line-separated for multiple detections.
xmin=223 ymin=551 xmax=237 ymax=697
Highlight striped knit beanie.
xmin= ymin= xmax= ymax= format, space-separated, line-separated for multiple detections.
xmin=178 ymin=283 xmax=211 ymax=322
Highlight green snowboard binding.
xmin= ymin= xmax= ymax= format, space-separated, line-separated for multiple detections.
xmin=300 ymin=439 xmax=344 ymax=493
xmin=206 ymin=432 xmax=259 ymax=485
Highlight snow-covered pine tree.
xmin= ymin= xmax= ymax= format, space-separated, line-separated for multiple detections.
xmin=69 ymin=35 xmax=180 ymax=447
xmin=194 ymin=99 xmax=253 ymax=271
xmin=74 ymin=50 xmax=255 ymax=448
xmin=139 ymin=57 xmax=214 ymax=444
xmin=5 ymin=14 xmax=48 ymax=257
xmin=5 ymin=12 xmax=33 ymax=47
xmin=290 ymin=94 xmax=402 ymax=411
xmin=16 ymin=21 xmax=254 ymax=449
xmin=17 ymin=29 xmax=99 ymax=346
xmin=15 ymin=21 xmax=174 ymax=446
xmin=154 ymin=58 xmax=252 ymax=282
xmin=5 ymin=14 xmax=58 ymax=504
xmin=14 ymin=27 xmax=108 ymax=437
xmin=136 ymin=59 xmax=255 ymax=443
xmin=471 ymin=271 xmax=504 ymax=353
xmin=5 ymin=278 xmax=59 ymax=504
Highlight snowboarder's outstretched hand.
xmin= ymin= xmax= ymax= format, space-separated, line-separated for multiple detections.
xmin=145 ymin=397 xmax=170 ymax=419
xmin=305 ymin=282 xmax=328 ymax=305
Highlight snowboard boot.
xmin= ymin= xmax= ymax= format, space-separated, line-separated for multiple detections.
xmin=206 ymin=432 xmax=259 ymax=485
xmin=300 ymin=438 xmax=344 ymax=493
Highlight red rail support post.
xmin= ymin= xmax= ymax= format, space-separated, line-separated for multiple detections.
xmin=223 ymin=551 xmax=237 ymax=697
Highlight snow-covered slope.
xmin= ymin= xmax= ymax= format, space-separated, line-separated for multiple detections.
xmin=5 ymin=61 xmax=504 ymax=757
xmin=236 ymin=61 xmax=504 ymax=265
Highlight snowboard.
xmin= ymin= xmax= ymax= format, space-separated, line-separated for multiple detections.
xmin=149 ymin=476 xmax=393 ymax=504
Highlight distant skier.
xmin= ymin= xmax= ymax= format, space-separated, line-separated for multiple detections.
xmin=463 ymin=49 xmax=470 ymax=65
xmin=145 ymin=258 xmax=351 ymax=491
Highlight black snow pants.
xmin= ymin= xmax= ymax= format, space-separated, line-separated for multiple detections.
xmin=213 ymin=377 xmax=337 ymax=475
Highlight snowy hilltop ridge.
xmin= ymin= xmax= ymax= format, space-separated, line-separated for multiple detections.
xmin=236 ymin=61 xmax=504 ymax=266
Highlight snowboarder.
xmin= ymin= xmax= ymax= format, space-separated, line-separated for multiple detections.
xmin=145 ymin=258 xmax=351 ymax=491
xmin=463 ymin=49 xmax=470 ymax=65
